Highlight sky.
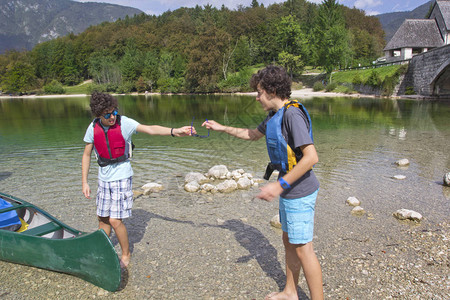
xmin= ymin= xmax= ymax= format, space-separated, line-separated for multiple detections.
xmin=76 ymin=0 xmax=432 ymax=16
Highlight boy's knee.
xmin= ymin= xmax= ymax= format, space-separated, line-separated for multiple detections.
xmin=109 ymin=218 xmax=124 ymax=228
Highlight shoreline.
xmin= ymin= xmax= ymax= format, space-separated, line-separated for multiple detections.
xmin=0 ymin=88 xmax=375 ymax=100
xmin=1 ymin=88 xmax=444 ymax=100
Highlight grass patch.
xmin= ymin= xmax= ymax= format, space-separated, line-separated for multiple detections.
xmin=63 ymin=81 xmax=93 ymax=95
xmin=331 ymin=65 xmax=405 ymax=85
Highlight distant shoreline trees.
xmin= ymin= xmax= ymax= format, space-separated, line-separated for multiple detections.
xmin=0 ymin=0 xmax=385 ymax=94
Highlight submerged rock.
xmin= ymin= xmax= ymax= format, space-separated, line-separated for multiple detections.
xmin=395 ymin=158 xmax=410 ymax=167
xmin=185 ymin=172 xmax=209 ymax=184
xmin=351 ymin=206 xmax=365 ymax=215
xmin=393 ymin=209 xmax=423 ymax=222
xmin=346 ymin=196 xmax=361 ymax=206
xmin=142 ymin=182 xmax=164 ymax=195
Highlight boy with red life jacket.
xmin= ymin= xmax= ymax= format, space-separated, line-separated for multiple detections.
xmin=81 ymin=92 xmax=194 ymax=268
xmin=202 ymin=66 xmax=323 ymax=300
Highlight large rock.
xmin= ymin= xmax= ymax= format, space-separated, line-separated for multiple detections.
xmin=185 ymin=172 xmax=209 ymax=184
xmin=141 ymin=182 xmax=164 ymax=195
xmin=200 ymin=183 xmax=218 ymax=194
xmin=207 ymin=165 xmax=229 ymax=179
xmin=184 ymin=181 xmax=200 ymax=192
xmin=231 ymin=170 xmax=243 ymax=180
xmin=443 ymin=172 xmax=450 ymax=187
xmin=216 ymin=180 xmax=238 ymax=193
xmin=237 ymin=177 xmax=252 ymax=189
xmin=393 ymin=209 xmax=423 ymax=222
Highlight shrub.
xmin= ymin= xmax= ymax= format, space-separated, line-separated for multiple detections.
xmin=43 ymin=80 xmax=65 ymax=94
xmin=218 ymin=68 xmax=253 ymax=92
xmin=325 ymin=82 xmax=337 ymax=92
xmin=313 ymin=81 xmax=325 ymax=91
xmin=382 ymin=75 xmax=398 ymax=96
xmin=366 ymin=70 xmax=382 ymax=87
xmin=352 ymin=74 xmax=363 ymax=85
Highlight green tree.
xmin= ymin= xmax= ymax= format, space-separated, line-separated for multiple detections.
xmin=313 ymin=0 xmax=350 ymax=79
xmin=278 ymin=51 xmax=304 ymax=78
xmin=185 ymin=23 xmax=229 ymax=92
xmin=62 ymin=42 xmax=81 ymax=85
xmin=142 ymin=51 xmax=160 ymax=92
xmin=2 ymin=61 xmax=36 ymax=93
xmin=89 ymin=53 xmax=121 ymax=86
xmin=275 ymin=15 xmax=307 ymax=77
xmin=119 ymin=44 xmax=143 ymax=82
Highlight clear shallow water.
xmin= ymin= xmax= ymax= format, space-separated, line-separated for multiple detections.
xmin=0 ymin=95 xmax=449 ymax=228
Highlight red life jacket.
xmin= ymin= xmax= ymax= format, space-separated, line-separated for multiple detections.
xmin=93 ymin=115 xmax=130 ymax=167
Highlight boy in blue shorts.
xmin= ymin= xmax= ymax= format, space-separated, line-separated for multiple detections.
xmin=203 ymin=66 xmax=323 ymax=299
xmin=82 ymin=92 xmax=194 ymax=268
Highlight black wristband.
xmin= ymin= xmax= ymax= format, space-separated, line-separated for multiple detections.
xmin=171 ymin=128 xmax=175 ymax=137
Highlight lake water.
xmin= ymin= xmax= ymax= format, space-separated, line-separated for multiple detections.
xmin=1 ymin=95 xmax=449 ymax=229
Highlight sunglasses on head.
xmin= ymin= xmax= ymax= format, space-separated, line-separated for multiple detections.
xmin=102 ymin=109 xmax=118 ymax=119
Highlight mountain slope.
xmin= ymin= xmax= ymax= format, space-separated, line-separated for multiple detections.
xmin=0 ymin=0 xmax=143 ymax=53
xmin=376 ymin=1 xmax=434 ymax=42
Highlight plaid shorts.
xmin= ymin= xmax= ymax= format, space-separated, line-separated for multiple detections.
xmin=96 ymin=177 xmax=133 ymax=219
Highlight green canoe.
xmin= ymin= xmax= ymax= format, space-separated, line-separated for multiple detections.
xmin=0 ymin=192 xmax=121 ymax=292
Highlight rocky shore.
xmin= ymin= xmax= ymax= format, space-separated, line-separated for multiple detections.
xmin=0 ymin=164 xmax=448 ymax=299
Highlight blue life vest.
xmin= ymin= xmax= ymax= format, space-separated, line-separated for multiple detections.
xmin=0 ymin=197 xmax=21 ymax=231
xmin=265 ymin=100 xmax=313 ymax=174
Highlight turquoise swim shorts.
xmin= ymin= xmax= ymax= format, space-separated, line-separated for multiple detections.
xmin=279 ymin=189 xmax=318 ymax=244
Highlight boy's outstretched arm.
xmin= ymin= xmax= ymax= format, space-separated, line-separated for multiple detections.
xmin=202 ymin=120 xmax=263 ymax=141
xmin=136 ymin=125 xmax=194 ymax=136
xmin=82 ymin=143 xmax=93 ymax=199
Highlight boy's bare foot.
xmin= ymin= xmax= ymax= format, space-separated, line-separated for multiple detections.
xmin=264 ymin=291 xmax=297 ymax=300
xmin=120 ymin=254 xmax=131 ymax=268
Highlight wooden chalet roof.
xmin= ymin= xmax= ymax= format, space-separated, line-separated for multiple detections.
xmin=384 ymin=19 xmax=444 ymax=51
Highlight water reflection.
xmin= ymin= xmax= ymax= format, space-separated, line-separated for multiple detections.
xmin=0 ymin=96 xmax=449 ymax=222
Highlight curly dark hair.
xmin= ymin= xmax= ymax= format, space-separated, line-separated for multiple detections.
xmin=90 ymin=92 xmax=118 ymax=117
xmin=250 ymin=65 xmax=291 ymax=99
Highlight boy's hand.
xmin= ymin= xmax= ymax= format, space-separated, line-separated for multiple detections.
xmin=202 ymin=119 xmax=225 ymax=132
xmin=82 ymin=182 xmax=91 ymax=199
xmin=174 ymin=126 xmax=195 ymax=136
xmin=256 ymin=181 xmax=283 ymax=202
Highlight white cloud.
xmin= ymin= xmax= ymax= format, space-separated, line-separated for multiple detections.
xmin=354 ymin=0 xmax=383 ymax=9
xmin=366 ymin=10 xmax=380 ymax=15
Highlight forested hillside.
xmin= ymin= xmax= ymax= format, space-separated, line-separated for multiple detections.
xmin=0 ymin=0 xmax=385 ymax=94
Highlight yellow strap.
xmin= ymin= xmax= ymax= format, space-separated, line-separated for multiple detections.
xmin=16 ymin=217 xmax=29 ymax=233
